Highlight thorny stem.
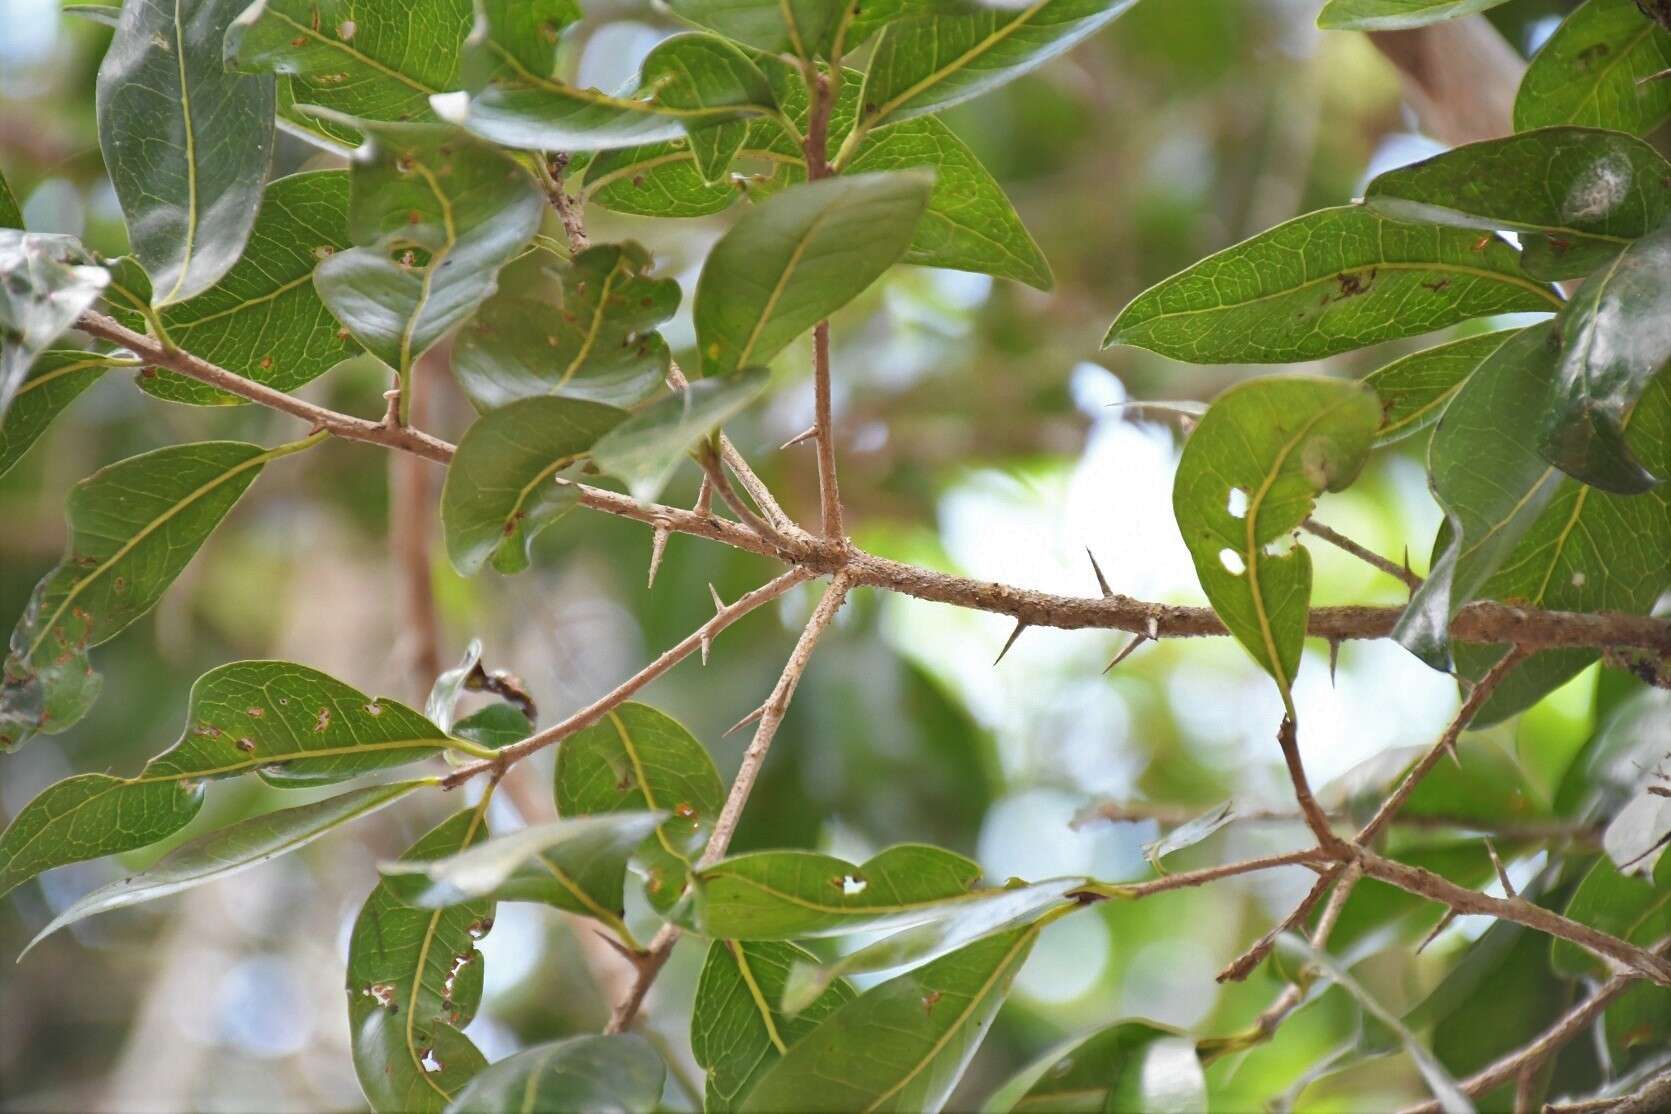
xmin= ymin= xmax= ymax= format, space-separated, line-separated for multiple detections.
xmin=1301 ymin=516 xmax=1423 ymax=591
xmin=802 ymin=65 xmax=845 ymax=539
xmin=696 ymin=441 xmax=798 ymax=553
xmin=1076 ymin=799 xmax=1599 ymax=843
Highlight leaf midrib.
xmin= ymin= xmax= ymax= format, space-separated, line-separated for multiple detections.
xmin=862 ymin=0 xmax=1054 ymax=129
xmin=160 ymin=0 xmax=200 ymax=306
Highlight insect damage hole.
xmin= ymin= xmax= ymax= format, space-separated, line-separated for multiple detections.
xmin=1218 ymin=549 xmax=1247 ymax=576
xmin=839 ymin=874 xmax=867 ymax=896
xmin=1226 ymin=486 xmax=1249 ymax=519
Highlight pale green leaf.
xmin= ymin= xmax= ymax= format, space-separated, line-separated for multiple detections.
xmin=0 ymin=231 xmax=109 ymax=418
xmin=0 ymin=350 xmax=122 ymax=479
xmin=665 ymin=0 xmax=845 ymax=59
xmin=1318 ymin=0 xmax=1512 ymax=31
xmin=981 ymin=1020 xmax=1206 ymax=1114
xmin=443 ymin=1034 xmax=667 ymax=1114
xmin=590 ymin=368 xmax=771 ymax=503
xmin=1515 ymin=0 xmax=1671 ymax=136
xmin=1365 ymin=330 xmax=1520 ymax=446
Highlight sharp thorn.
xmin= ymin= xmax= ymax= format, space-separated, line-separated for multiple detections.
xmin=1086 ymin=548 xmax=1114 ymax=599
xmin=993 ymin=620 xmax=1028 ymax=665
xmin=1102 ymin=634 xmax=1150 ymax=675
xmin=709 ymin=582 xmax=726 ymax=613
xmin=694 ymin=475 xmax=713 ymax=516
xmin=1416 ymin=908 xmax=1459 ymax=954
xmin=1328 ymin=639 xmax=1341 ymax=687
xmin=647 ymin=524 xmax=670 ymax=590
xmin=1445 ymin=738 xmax=1464 ymax=768
xmin=780 ymin=425 xmax=819 ymax=450
xmin=701 ymin=633 xmax=712 ymax=666
xmin=1145 ymin=614 xmax=1160 ymax=641
xmin=724 ymin=704 xmax=766 ymax=738
xmin=594 ymin=929 xmax=639 ymax=963
xmin=1486 ymin=839 xmax=1515 ymax=897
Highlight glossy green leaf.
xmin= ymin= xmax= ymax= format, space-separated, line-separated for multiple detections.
xmin=0 ymin=660 xmax=454 ymax=897
xmin=853 ymin=0 xmax=1139 ymax=135
xmin=443 ymin=1034 xmax=666 ymax=1114
xmin=226 ymin=0 xmax=473 ymax=137
xmin=1515 ymin=0 xmax=1671 ymax=136
xmin=97 ymin=0 xmax=274 ymax=306
xmin=441 ymin=396 xmax=627 ymax=575
xmin=0 ymin=168 xmax=20 ymax=228
xmin=554 ymin=703 xmax=725 ymax=913
xmin=1318 ymin=0 xmax=1512 ymax=31
xmin=452 ymin=242 xmax=678 ymax=412
xmin=584 ymin=139 xmax=763 ymax=218
xmin=1541 ymin=219 xmax=1671 ymax=492
xmin=450 ymin=703 xmax=533 ymax=751
xmin=1365 ymin=330 xmax=1519 ymax=446
xmin=314 ymin=121 xmax=542 ymax=384
xmin=665 ymin=0 xmax=844 ymax=59
xmin=679 ymin=843 xmax=984 ymax=939
xmin=694 ymin=173 xmax=930 ymax=377
xmin=981 ymin=1020 xmax=1206 ymax=1114
xmin=348 ymin=805 xmax=495 ymax=1114
xmin=0 ymin=438 xmax=314 ymax=750
xmin=0 ymin=231 xmax=110 ymax=418
xmin=103 ymin=170 xmax=359 ymax=404
xmin=24 ymin=779 xmax=429 ymax=955
xmin=461 ymin=0 xmax=580 ymax=88
xmin=590 ymin=368 xmax=771 ymax=503
xmin=740 ymin=924 xmax=1041 ymax=1113
xmin=693 ymin=940 xmax=858 ymax=1112
xmin=0 ymin=350 xmax=120 ymax=479
xmin=1553 ymin=853 xmax=1671 ymax=978
xmin=1106 ymin=207 xmax=1559 ymax=363
xmin=1172 ymin=377 xmax=1381 ymax=706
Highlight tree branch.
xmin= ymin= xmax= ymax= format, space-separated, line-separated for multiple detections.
xmin=1301 ymin=517 xmax=1422 ymax=591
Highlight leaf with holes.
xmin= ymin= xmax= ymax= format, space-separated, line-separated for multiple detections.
xmin=0 ymin=660 xmax=456 ymax=898
xmin=441 ymin=396 xmax=626 ymax=575
xmin=981 ymin=1020 xmax=1206 ymax=1113
xmin=0 ymin=439 xmax=315 ymax=750
xmin=98 ymin=0 xmax=274 ymax=306
xmin=24 ymin=779 xmax=429 ymax=955
xmin=348 ymin=805 xmax=496 ymax=1114
xmin=1317 ymin=0 xmax=1513 ymax=30
xmin=590 ymin=367 xmax=771 ymax=503
xmin=452 ymin=241 xmax=678 ymax=412
xmin=103 ymin=170 xmax=359 ymax=404
xmin=313 ymin=121 xmax=542 ymax=388
xmin=1173 ymin=376 xmax=1381 ymax=706
xmin=1365 ymin=330 xmax=1520 ymax=446
xmin=0 ymin=231 xmax=109 ymax=419
xmin=1515 ymin=0 xmax=1671 ymax=136
xmin=1105 ymin=207 xmax=1560 ymax=363
xmin=693 ymin=940 xmax=859 ymax=1112
xmin=555 ymin=703 xmax=725 ymax=913
xmin=740 ymin=924 xmax=1041 ymax=1113
xmin=443 ymin=1034 xmax=667 ymax=1114
xmin=0 ymin=350 xmax=122 ymax=479
xmin=694 ymin=173 xmax=930 ymax=377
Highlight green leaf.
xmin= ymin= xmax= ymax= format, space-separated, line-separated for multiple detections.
xmin=0 ymin=232 xmax=110 ymax=418
xmin=452 ymin=241 xmax=678 ymax=412
xmin=694 ymin=172 xmax=930 ymax=377
xmin=679 ymin=843 xmax=984 ymax=938
xmin=450 ymin=703 xmax=533 ymax=751
xmin=226 ymin=0 xmax=474 ymax=138
xmin=1541 ymin=219 xmax=1671 ymax=492
xmin=554 ymin=703 xmax=725 ymax=913
xmin=980 ymin=1020 xmax=1206 ymax=1114
xmin=1365 ymin=330 xmax=1520 ymax=446
xmin=0 ymin=350 xmax=121 ymax=479
xmin=349 ymin=805 xmax=495 ymax=1114
xmin=1317 ymin=0 xmax=1512 ymax=31
xmin=1365 ymin=128 xmax=1671 ymax=283
xmin=0 ymin=167 xmax=20 ymax=228
xmin=23 ymin=779 xmax=429 ymax=955
xmin=590 ymin=368 xmax=772 ymax=503
xmin=1172 ymin=376 xmax=1381 ymax=707
xmin=441 ymin=396 xmax=627 ymax=575
xmin=0 ymin=439 xmax=315 ymax=749
xmin=852 ymin=0 xmax=1139 ymax=136
xmin=693 ymin=940 xmax=858 ymax=1112
xmin=443 ymin=1034 xmax=667 ymax=1114
xmin=1514 ymin=0 xmax=1671 ymax=136
xmin=314 ymin=121 xmax=542 ymax=386
xmin=1105 ymin=206 xmax=1560 ymax=363
xmin=104 ymin=170 xmax=360 ymax=404
xmin=665 ymin=0 xmax=845 ymax=59
xmin=1141 ymin=801 xmax=1235 ymax=872
xmin=0 ymin=660 xmax=454 ymax=897
xmin=739 ymin=924 xmax=1041 ymax=1113
xmin=97 ymin=0 xmax=275 ymax=306
xmin=460 ymin=0 xmax=580 ymax=88
xmin=1327 ymin=737 xmax=1550 ymax=831
xmin=584 ymin=140 xmax=762 ymax=218
xmin=436 ymin=33 xmax=778 ymax=156
xmin=1553 ymin=853 xmax=1671 ymax=978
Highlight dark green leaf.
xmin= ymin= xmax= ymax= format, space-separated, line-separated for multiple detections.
xmin=441 ymin=396 xmax=627 ymax=575
xmin=739 ymin=925 xmax=1041 ymax=1113
xmin=1515 ymin=0 xmax=1671 ymax=136
xmin=1323 ymin=738 xmax=1550 ymax=832
xmin=0 ymin=168 xmax=20 ymax=228
xmin=1541 ymin=219 xmax=1671 ymax=492
xmin=584 ymin=140 xmax=761 ymax=218
xmin=348 ymin=805 xmax=495 ymax=1113
xmin=452 ymin=242 xmax=678 ymax=412
xmin=451 ymin=704 xmax=533 ymax=751
xmin=665 ymin=0 xmax=845 ymax=59
xmin=104 ymin=170 xmax=360 ymax=404
xmin=1105 ymin=207 xmax=1560 ymax=363
xmin=0 ymin=660 xmax=456 ymax=897
xmin=693 ymin=940 xmax=858 ymax=1112
xmin=0 ymin=231 xmax=110 ymax=418
xmin=1365 ymin=330 xmax=1519 ymax=446
xmin=461 ymin=0 xmax=580 ymax=88
xmin=443 ymin=1034 xmax=666 ymax=1114
xmin=590 ymin=368 xmax=771 ymax=503
xmin=314 ymin=122 xmax=542 ymax=387
xmin=0 ymin=350 xmax=121 ymax=479
xmin=24 ymin=779 xmax=429 ymax=955
xmin=98 ymin=0 xmax=274 ymax=306
xmin=1172 ymin=376 xmax=1381 ymax=706
xmin=554 ymin=703 xmax=725 ymax=913
xmin=980 ymin=1020 xmax=1206 ymax=1114
xmin=1553 ymin=854 xmax=1671 ymax=978
xmin=1318 ymin=0 xmax=1513 ymax=31
xmin=694 ymin=172 xmax=930 ymax=377
xmin=0 ymin=438 xmax=314 ymax=749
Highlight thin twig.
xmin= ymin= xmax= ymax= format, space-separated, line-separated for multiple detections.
xmin=1089 ymin=848 xmax=1331 ymax=900
xmin=390 ymin=348 xmax=446 ymax=699
xmin=1277 ymin=715 xmax=1341 ymax=849
xmin=696 ymin=441 xmax=798 ymax=553
xmin=1302 ymin=516 xmax=1423 ymax=591
xmin=802 ymin=64 xmax=844 ymax=539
